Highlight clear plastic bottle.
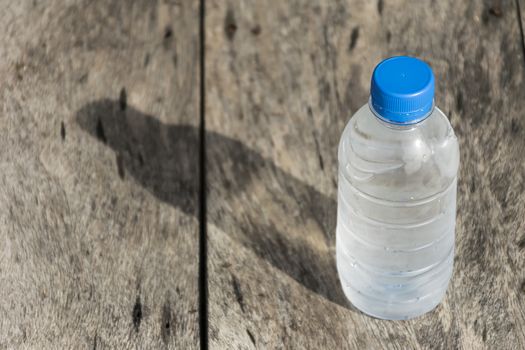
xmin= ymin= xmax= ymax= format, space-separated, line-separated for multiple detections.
xmin=336 ymin=56 xmax=459 ymax=320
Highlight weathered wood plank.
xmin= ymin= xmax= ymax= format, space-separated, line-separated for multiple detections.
xmin=0 ymin=1 xmax=200 ymax=348
xmin=206 ymin=0 xmax=525 ymax=348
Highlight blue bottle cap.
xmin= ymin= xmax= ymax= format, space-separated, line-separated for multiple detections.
xmin=370 ymin=56 xmax=435 ymax=124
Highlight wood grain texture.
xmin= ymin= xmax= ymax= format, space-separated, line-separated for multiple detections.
xmin=0 ymin=0 xmax=200 ymax=348
xmin=206 ymin=0 xmax=525 ymax=349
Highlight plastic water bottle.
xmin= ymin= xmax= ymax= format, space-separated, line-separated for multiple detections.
xmin=336 ymin=56 xmax=459 ymax=320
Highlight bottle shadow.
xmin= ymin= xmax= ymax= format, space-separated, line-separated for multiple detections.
xmin=76 ymin=99 xmax=349 ymax=308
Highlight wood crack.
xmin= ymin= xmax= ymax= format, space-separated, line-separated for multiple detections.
xmin=516 ymin=0 xmax=525 ymax=67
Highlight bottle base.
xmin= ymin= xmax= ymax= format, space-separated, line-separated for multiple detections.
xmin=341 ymin=283 xmax=447 ymax=320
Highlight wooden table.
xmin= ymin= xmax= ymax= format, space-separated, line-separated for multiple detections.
xmin=1 ymin=0 xmax=525 ymax=348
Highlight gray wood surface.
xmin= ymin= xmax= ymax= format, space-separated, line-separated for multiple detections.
xmin=2 ymin=0 xmax=525 ymax=349
xmin=0 ymin=0 xmax=200 ymax=348
xmin=206 ymin=0 xmax=525 ymax=349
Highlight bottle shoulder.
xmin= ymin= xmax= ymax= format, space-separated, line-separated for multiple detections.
xmin=339 ymin=104 xmax=459 ymax=201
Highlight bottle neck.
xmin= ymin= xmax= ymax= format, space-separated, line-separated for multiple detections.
xmin=368 ymin=97 xmax=434 ymax=130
